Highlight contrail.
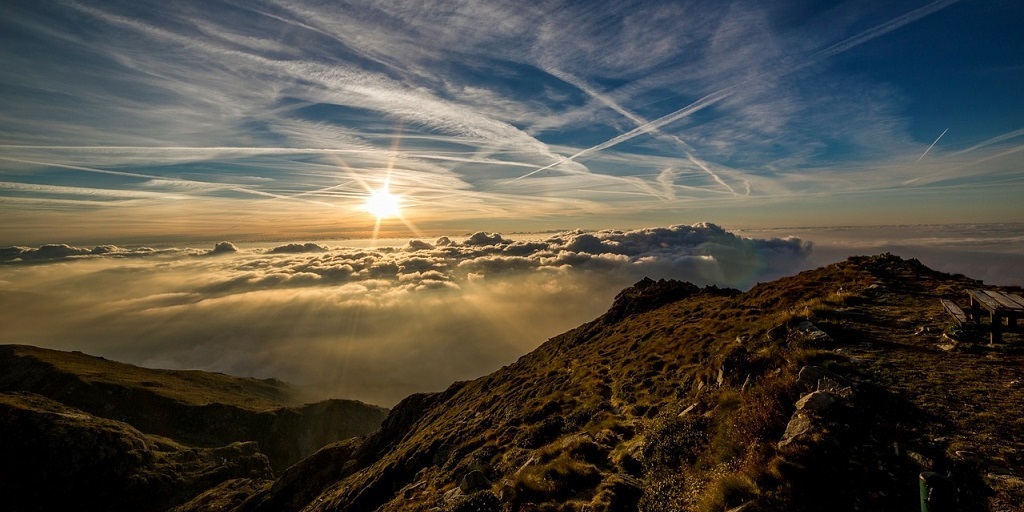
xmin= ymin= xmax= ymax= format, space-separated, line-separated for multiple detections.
xmin=509 ymin=83 xmax=742 ymax=182
xmin=948 ymin=128 xmax=1024 ymax=157
xmin=547 ymin=69 xmax=739 ymax=196
xmin=511 ymin=0 xmax=959 ymax=182
xmin=916 ymin=128 xmax=949 ymax=163
xmin=0 ymin=156 xmax=335 ymax=207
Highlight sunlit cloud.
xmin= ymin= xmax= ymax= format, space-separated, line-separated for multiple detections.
xmin=0 ymin=224 xmax=811 ymax=405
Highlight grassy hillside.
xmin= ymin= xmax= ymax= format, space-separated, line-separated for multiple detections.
xmin=177 ymin=254 xmax=1024 ymax=512
xmin=0 ymin=345 xmax=389 ymax=474
xmin=6 ymin=254 xmax=1022 ymax=511
xmin=0 ymin=344 xmax=295 ymax=410
xmin=0 ymin=391 xmax=273 ymax=512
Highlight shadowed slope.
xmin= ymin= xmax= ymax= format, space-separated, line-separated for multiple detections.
xmin=0 ymin=345 xmax=389 ymax=472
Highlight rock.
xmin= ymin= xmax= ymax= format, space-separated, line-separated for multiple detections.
xmin=797 ymin=366 xmax=839 ymax=390
xmin=797 ymin=321 xmax=835 ymax=347
xmin=778 ymin=413 xmax=813 ymax=448
xmin=818 ymin=377 xmax=852 ymax=397
xmin=604 ymin=278 xmax=701 ymax=322
xmin=459 ymin=469 xmax=492 ymax=494
xmin=795 ymin=391 xmax=837 ymax=414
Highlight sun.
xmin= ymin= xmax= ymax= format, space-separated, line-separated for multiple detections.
xmin=364 ymin=186 xmax=402 ymax=220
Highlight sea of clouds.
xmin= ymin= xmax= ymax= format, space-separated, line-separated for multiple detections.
xmin=0 ymin=223 xmax=813 ymax=406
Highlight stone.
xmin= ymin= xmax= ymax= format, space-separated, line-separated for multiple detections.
xmin=797 ymin=321 xmax=834 ymax=347
xmin=816 ymin=376 xmax=853 ymax=398
xmin=795 ymin=391 xmax=837 ymax=414
xmin=459 ymin=469 xmax=492 ymax=494
xmin=778 ymin=413 xmax=813 ymax=448
xmin=796 ymin=366 xmax=846 ymax=391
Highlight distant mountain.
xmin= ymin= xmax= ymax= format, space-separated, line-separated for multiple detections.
xmin=4 ymin=254 xmax=1023 ymax=511
xmin=0 ymin=345 xmax=388 ymax=511
xmin=1 ymin=391 xmax=272 ymax=512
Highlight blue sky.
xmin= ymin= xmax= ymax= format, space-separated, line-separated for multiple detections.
xmin=1 ymin=0 xmax=1022 ymax=244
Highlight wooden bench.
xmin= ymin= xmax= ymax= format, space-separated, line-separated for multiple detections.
xmin=940 ymin=299 xmax=971 ymax=326
xmin=966 ymin=289 xmax=1024 ymax=344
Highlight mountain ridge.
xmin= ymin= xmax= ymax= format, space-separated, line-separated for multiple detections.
xmin=174 ymin=254 xmax=1023 ymax=511
xmin=0 ymin=345 xmax=389 ymax=476
xmin=4 ymin=254 xmax=1023 ymax=511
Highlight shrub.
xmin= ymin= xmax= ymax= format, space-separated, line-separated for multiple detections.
xmin=637 ymin=472 xmax=687 ymax=512
xmin=514 ymin=452 xmax=602 ymax=500
xmin=641 ymin=415 xmax=709 ymax=472
xmin=731 ymin=380 xmax=794 ymax=448
xmin=515 ymin=415 xmax=566 ymax=448
xmin=696 ymin=473 xmax=758 ymax=512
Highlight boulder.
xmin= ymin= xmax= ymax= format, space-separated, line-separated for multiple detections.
xmin=778 ymin=413 xmax=814 ymax=448
xmin=459 ymin=469 xmax=492 ymax=494
xmin=795 ymin=391 xmax=837 ymax=414
xmin=796 ymin=321 xmax=834 ymax=347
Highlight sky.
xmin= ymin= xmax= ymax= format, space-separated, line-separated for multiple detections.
xmin=1 ymin=1 xmax=1023 ymax=406
xmin=0 ymin=0 xmax=1022 ymax=244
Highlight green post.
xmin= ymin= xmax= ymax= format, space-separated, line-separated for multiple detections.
xmin=919 ymin=472 xmax=954 ymax=512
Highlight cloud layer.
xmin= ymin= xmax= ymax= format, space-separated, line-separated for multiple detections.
xmin=0 ymin=224 xmax=810 ymax=406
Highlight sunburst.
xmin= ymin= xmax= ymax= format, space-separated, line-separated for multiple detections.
xmin=364 ymin=184 xmax=402 ymax=220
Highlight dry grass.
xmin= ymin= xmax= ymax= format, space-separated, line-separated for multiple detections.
xmin=39 ymin=253 xmax=1021 ymax=512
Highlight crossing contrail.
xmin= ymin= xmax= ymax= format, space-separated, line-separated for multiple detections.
xmin=510 ymin=0 xmax=960 ymax=183
xmin=916 ymin=128 xmax=949 ymax=163
xmin=546 ymin=69 xmax=739 ymax=195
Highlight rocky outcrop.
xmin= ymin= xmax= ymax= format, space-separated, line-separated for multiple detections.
xmin=604 ymin=278 xmax=702 ymax=322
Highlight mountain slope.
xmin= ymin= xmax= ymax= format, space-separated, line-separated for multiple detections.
xmin=178 ymin=254 xmax=1024 ymax=512
xmin=0 ymin=391 xmax=273 ymax=512
xmin=0 ymin=345 xmax=389 ymax=472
